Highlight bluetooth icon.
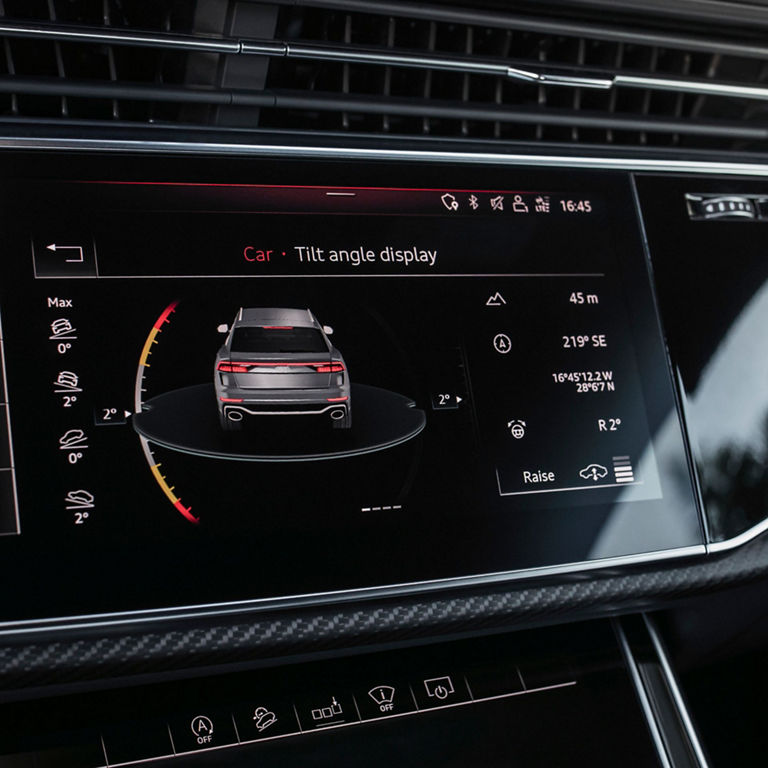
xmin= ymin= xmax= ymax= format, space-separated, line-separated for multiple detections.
xmin=468 ymin=195 xmax=479 ymax=210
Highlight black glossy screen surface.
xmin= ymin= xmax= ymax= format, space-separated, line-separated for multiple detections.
xmin=636 ymin=173 xmax=768 ymax=542
xmin=0 ymin=153 xmax=701 ymax=621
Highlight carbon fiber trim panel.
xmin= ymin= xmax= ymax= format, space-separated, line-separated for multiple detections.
xmin=0 ymin=533 xmax=767 ymax=693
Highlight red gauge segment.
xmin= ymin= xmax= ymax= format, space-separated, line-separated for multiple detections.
xmin=137 ymin=301 xmax=198 ymax=525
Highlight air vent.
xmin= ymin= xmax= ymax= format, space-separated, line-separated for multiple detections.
xmin=0 ymin=0 xmax=768 ymax=151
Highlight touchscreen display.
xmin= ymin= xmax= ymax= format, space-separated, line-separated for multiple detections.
xmin=0 ymin=155 xmax=702 ymax=621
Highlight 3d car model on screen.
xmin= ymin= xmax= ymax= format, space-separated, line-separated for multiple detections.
xmin=215 ymin=308 xmax=351 ymax=431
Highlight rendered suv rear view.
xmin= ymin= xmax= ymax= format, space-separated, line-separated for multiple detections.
xmin=214 ymin=308 xmax=351 ymax=431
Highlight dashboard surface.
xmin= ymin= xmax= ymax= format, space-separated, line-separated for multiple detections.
xmin=0 ymin=620 xmax=662 ymax=767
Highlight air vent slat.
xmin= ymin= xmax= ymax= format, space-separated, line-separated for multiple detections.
xmin=273 ymin=0 xmax=768 ymax=61
xmin=382 ymin=15 xmax=394 ymax=133
xmin=106 ymin=33 xmax=119 ymax=119
xmin=44 ymin=0 xmax=65 ymax=118
xmin=0 ymin=75 xmax=237 ymax=105
xmin=0 ymin=1 xmax=765 ymax=152
xmin=0 ymin=0 xmax=15 ymax=117
xmin=341 ymin=12 xmax=350 ymax=129
xmin=0 ymin=20 xmax=765 ymax=107
xmin=4 ymin=69 xmax=766 ymax=143
xmin=535 ymin=42 xmax=546 ymax=141
xmin=422 ymin=19 xmax=436 ymax=135
xmin=267 ymin=90 xmax=767 ymax=140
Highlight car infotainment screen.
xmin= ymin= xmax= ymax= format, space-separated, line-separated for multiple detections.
xmin=0 ymin=153 xmax=702 ymax=622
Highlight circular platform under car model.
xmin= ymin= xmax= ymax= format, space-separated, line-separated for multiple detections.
xmin=133 ymin=383 xmax=426 ymax=461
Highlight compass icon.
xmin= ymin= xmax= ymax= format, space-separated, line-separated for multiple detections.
xmin=493 ymin=333 xmax=512 ymax=354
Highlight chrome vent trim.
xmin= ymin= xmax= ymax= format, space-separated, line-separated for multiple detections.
xmin=8 ymin=19 xmax=768 ymax=102
xmin=269 ymin=0 xmax=768 ymax=60
xmin=0 ymin=20 xmax=241 ymax=54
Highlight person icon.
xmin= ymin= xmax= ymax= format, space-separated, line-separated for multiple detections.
xmin=512 ymin=194 xmax=529 ymax=213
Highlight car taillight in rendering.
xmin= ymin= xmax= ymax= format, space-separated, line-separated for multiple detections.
xmin=217 ymin=361 xmax=345 ymax=373
xmin=217 ymin=362 xmax=251 ymax=373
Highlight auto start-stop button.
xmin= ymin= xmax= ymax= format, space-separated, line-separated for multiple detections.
xmin=167 ymin=710 xmax=237 ymax=754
